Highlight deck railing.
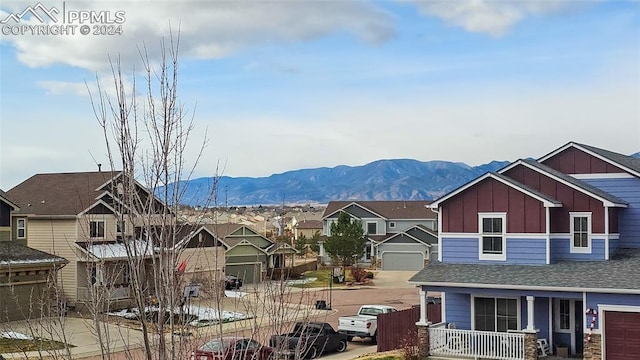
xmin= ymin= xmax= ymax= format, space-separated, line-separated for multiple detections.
xmin=429 ymin=327 xmax=525 ymax=360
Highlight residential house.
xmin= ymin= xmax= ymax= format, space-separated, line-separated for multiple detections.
xmin=320 ymin=201 xmax=437 ymax=270
xmin=0 ymin=190 xmax=67 ymax=322
xmin=199 ymin=223 xmax=297 ymax=285
xmin=6 ymin=171 xmax=171 ymax=310
xmin=293 ymin=219 xmax=322 ymax=240
xmin=410 ymin=142 xmax=640 ymax=360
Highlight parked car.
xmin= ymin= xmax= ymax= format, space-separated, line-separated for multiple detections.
xmin=337 ymin=304 xmax=397 ymax=343
xmin=269 ymin=322 xmax=348 ymax=359
xmin=225 ymin=275 xmax=243 ymax=290
xmin=191 ymin=336 xmax=274 ymax=360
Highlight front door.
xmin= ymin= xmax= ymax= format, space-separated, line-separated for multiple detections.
xmin=575 ymin=301 xmax=584 ymax=355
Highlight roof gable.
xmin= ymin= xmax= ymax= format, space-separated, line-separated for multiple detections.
xmin=538 ymin=142 xmax=640 ymax=178
xmin=430 ymin=172 xmax=562 ymax=209
xmin=0 ymin=189 xmax=19 ymax=210
xmin=376 ymin=232 xmax=432 ymax=246
xmin=500 ymin=159 xmax=627 ymax=207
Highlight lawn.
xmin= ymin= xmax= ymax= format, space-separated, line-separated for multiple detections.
xmin=288 ymin=270 xmax=334 ymax=288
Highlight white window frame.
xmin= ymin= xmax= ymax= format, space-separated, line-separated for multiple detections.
xmin=389 ymin=221 xmax=396 ymax=229
xmin=570 ymin=212 xmax=592 ymax=254
xmin=471 ymin=295 xmax=521 ymax=332
xmin=366 ymin=221 xmax=378 ymax=235
xmin=554 ymin=299 xmax=574 ymax=333
xmin=17 ymin=218 xmax=26 ymax=239
xmin=478 ymin=213 xmax=507 ymax=261
xmin=90 ymin=220 xmax=106 ymax=239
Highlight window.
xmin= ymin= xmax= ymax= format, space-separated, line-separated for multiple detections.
xmin=90 ymin=220 xmax=105 ymax=238
xmin=479 ymin=213 xmax=506 ymax=261
xmin=17 ymin=218 xmax=26 ymax=239
xmin=570 ymin=213 xmax=591 ymax=253
xmin=558 ymin=300 xmax=570 ymax=330
xmin=116 ymin=220 xmax=126 ymax=234
xmin=365 ymin=243 xmax=372 ymax=260
xmin=122 ymin=264 xmax=131 ymax=284
xmin=474 ymin=297 xmax=519 ymax=332
xmin=389 ymin=222 xmax=396 ymax=229
xmin=367 ymin=222 xmax=377 ymax=235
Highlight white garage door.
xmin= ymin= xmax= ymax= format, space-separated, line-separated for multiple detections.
xmin=382 ymin=252 xmax=424 ymax=271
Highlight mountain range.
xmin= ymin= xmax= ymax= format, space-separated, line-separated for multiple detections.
xmin=170 ymin=152 xmax=640 ymax=207
xmin=170 ymin=159 xmax=510 ymax=206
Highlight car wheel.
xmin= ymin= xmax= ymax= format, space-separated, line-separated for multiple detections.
xmin=305 ymin=346 xmax=319 ymax=359
xmin=336 ymin=340 xmax=347 ymax=353
xmin=371 ymin=332 xmax=378 ymax=345
xmin=346 ymin=336 xmax=354 ymax=342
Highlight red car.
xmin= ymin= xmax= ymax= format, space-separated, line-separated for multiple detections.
xmin=191 ymin=336 xmax=275 ymax=360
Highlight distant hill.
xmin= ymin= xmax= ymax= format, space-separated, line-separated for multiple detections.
xmin=167 ymin=159 xmax=511 ymax=206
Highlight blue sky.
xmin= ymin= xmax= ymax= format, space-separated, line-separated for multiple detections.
xmin=1 ymin=0 xmax=639 ymax=189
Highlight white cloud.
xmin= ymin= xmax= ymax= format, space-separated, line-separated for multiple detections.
xmin=0 ymin=0 xmax=394 ymax=71
xmin=406 ymin=0 xmax=578 ymax=36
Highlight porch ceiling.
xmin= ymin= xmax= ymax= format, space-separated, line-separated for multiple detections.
xmin=409 ymin=248 xmax=640 ymax=293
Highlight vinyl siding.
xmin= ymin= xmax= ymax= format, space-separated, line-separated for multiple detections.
xmin=583 ymin=177 xmax=640 ymax=248
xmin=550 ymin=237 xmax=606 ymax=261
xmin=441 ymin=236 xmax=546 ymax=264
xmin=391 ymin=219 xmax=437 ymax=232
xmin=444 ymin=292 xmax=471 ymax=329
xmin=27 ymin=218 xmax=78 ymax=304
xmin=585 ymin=293 xmax=640 ymax=330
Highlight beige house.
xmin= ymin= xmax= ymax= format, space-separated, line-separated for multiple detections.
xmin=293 ymin=219 xmax=322 ymax=240
xmin=0 ymin=189 xmax=67 ymax=322
xmin=7 ymin=171 xmax=222 ymax=310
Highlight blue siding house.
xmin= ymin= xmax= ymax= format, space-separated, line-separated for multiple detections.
xmin=410 ymin=142 xmax=640 ymax=360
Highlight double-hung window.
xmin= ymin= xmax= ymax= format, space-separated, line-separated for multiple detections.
xmin=17 ymin=218 xmax=26 ymax=239
xmin=479 ymin=213 xmax=506 ymax=261
xmin=570 ymin=212 xmax=591 ymax=253
xmin=90 ymin=220 xmax=105 ymax=238
xmin=367 ymin=222 xmax=377 ymax=235
xmin=474 ymin=297 xmax=519 ymax=332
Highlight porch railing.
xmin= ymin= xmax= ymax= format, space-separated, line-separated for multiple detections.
xmin=429 ymin=327 xmax=525 ymax=360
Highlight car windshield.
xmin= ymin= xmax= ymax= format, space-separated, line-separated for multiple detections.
xmin=200 ymin=339 xmax=232 ymax=352
xmin=359 ymin=307 xmax=384 ymax=316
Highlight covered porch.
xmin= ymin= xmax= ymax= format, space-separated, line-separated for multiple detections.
xmin=415 ymin=288 xmax=589 ymax=360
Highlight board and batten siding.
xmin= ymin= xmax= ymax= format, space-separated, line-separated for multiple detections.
xmin=441 ymin=236 xmax=546 ymax=264
xmin=583 ymin=177 xmax=640 ymax=248
xmin=585 ymin=292 xmax=640 ymax=330
xmin=440 ymin=177 xmax=546 ymax=234
xmin=27 ymin=218 xmax=78 ymax=304
xmin=550 ymin=237 xmax=606 ymax=262
xmin=542 ymin=147 xmax=625 ymax=174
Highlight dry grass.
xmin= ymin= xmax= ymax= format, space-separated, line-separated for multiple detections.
xmin=0 ymin=337 xmax=71 ymax=353
xmin=355 ymin=350 xmax=403 ymax=360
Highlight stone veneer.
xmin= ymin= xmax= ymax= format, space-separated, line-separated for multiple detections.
xmin=524 ymin=332 xmax=538 ymax=360
xmin=583 ymin=334 xmax=602 ymax=360
xmin=417 ymin=325 xmax=429 ymax=358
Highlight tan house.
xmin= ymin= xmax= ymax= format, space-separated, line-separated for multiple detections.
xmin=6 ymin=171 xmax=216 ymax=310
xmin=293 ymin=219 xmax=322 ymax=240
xmin=0 ymin=189 xmax=67 ymax=322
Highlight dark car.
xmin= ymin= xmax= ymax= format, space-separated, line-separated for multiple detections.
xmin=191 ymin=336 xmax=274 ymax=360
xmin=269 ymin=322 xmax=348 ymax=359
xmin=225 ymin=275 xmax=243 ymax=290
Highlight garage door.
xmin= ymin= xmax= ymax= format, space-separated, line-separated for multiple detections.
xmin=605 ymin=311 xmax=640 ymax=360
xmin=382 ymin=252 xmax=424 ymax=271
xmin=226 ymin=263 xmax=261 ymax=284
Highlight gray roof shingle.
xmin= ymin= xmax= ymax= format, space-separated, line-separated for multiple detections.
xmin=0 ymin=242 xmax=68 ymax=266
xmin=575 ymin=142 xmax=640 ymax=174
xmin=323 ymin=201 xmax=435 ymax=220
xmin=409 ymin=249 xmax=640 ymax=293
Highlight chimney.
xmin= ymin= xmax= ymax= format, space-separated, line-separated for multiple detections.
xmin=98 ymin=163 xmax=102 ymax=172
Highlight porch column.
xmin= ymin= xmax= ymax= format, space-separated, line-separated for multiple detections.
xmin=526 ymin=296 xmax=535 ymax=331
xmin=418 ymin=289 xmax=429 ymax=325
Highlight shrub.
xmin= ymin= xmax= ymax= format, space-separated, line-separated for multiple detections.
xmin=351 ymin=266 xmax=369 ymax=283
xmin=366 ymin=271 xmax=375 ymax=279
xmin=398 ymin=329 xmax=420 ymax=360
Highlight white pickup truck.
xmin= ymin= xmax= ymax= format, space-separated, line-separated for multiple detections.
xmin=337 ymin=305 xmax=397 ymax=343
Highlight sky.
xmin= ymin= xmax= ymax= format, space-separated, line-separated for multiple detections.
xmin=1 ymin=0 xmax=639 ymax=190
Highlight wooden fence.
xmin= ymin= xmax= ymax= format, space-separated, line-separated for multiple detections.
xmin=376 ymin=303 xmax=442 ymax=352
